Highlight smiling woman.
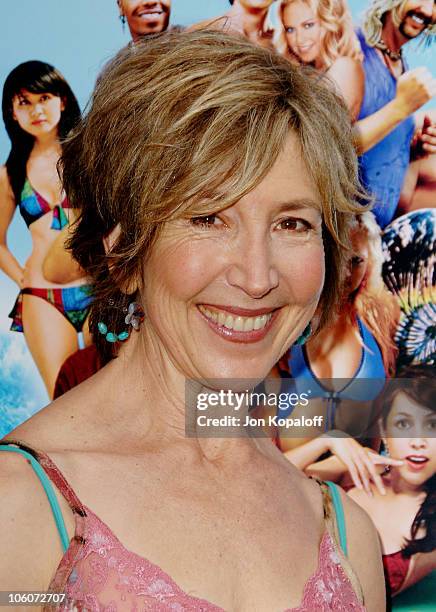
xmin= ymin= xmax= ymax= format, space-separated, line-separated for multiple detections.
xmin=276 ymin=0 xmax=361 ymax=69
xmin=0 ymin=62 xmax=92 ymax=399
xmin=0 ymin=31 xmax=385 ymax=611
xmin=348 ymin=366 xmax=436 ymax=597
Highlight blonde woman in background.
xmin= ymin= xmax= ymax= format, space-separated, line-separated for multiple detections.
xmin=276 ymin=213 xmax=401 ymax=493
xmin=274 ymin=0 xmax=363 ymax=119
xmin=275 ymin=1 xmax=436 ymax=204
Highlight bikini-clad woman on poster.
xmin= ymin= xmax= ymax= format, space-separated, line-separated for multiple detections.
xmin=274 ymin=213 xmax=400 ymax=493
xmin=0 ymin=61 xmax=93 ymax=398
xmin=348 ymin=366 xmax=436 ymax=597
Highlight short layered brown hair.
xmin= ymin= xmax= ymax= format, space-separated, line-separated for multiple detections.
xmin=62 ymin=29 xmax=368 ymax=360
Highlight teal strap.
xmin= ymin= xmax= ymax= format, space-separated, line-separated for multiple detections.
xmin=325 ymin=480 xmax=348 ymax=557
xmin=0 ymin=445 xmax=70 ymax=552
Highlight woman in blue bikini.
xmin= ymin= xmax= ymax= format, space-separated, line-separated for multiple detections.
xmin=0 ymin=61 xmax=93 ymax=398
xmin=276 ymin=212 xmax=401 ymax=492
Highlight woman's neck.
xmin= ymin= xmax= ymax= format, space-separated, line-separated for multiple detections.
xmin=308 ymin=308 xmax=355 ymax=357
xmin=314 ymin=57 xmax=326 ymax=72
xmin=100 ymin=326 xmax=262 ymax=464
xmin=388 ymin=471 xmax=427 ymax=498
xmin=31 ymin=129 xmax=60 ymax=155
xmin=227 ymin=3 xmax=268 ymax=38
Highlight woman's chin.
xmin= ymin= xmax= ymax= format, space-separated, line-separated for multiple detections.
xmin=193 ymin=361 xmax=271 ymax=392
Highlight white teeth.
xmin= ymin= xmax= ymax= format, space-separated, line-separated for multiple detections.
xmin=218 ymin=311 xmax=226 ymax=325
xmin=204 ymin=308 xmax=213 ymax=321
xmin=243 ymin=318 xmax=255 ymax=332
xmin=199 ymin=306 xmax=273 ymax=332
xmin=233 ymin=316 xmax=245 ymax=332
xmin=254 ymin=315 xmax=267 ymax=330
xmin=224 ymin=315 xmax=234 ymax=329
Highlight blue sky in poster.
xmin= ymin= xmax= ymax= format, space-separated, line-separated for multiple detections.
xmin=0 ymin=1 xmax=435 ymax=433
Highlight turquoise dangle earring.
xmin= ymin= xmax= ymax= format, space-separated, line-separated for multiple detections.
xmin=294 ymin=323 xmax=312 ymax=346
xmin=119 ymin=14 xmax=126 ymax=33
xmin=98 ymin=301 xmax=145 ymax=343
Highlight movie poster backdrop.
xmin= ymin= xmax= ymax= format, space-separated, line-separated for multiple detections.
xmin=0 ymin=2 xmax=435 ymax=609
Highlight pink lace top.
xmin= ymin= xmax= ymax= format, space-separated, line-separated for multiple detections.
xmin=7 ymin=443 xmax=367 ymax=611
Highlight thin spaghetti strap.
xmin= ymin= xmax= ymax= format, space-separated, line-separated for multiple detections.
xmin=0 ymin=443 xmax=70 ymax=552
xmin=325 ymin=480 xmax=348 ymax=557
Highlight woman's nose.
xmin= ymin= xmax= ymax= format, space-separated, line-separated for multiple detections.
xmin=226 ymin=233 xmax=279 ymax=299
xmin=410 ymin=437 xmax=427 ymax=449
xmin=31 ymin=103 xmax=44 ymax=116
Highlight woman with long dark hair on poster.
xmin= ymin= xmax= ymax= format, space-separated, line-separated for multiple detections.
xmin=348 ymin=366 xmax=436 ymax=598
xmin=0 ymin=61 xmax=93 ymax=398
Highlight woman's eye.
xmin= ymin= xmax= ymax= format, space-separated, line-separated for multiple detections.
xmin=40 ymin=94 xmax=50 ymax=102
xmin=426 ymin=419 xmax=436 ymax=431
xmin=18 ymin=99 xmax=29 ymax=106
xmin=285 ymin=27 xmax=295 ymax=34
xmin=351 ymin=256 xmax=365 ymax=266
xmin=304 ymin=21 xmax=315 ymax=29
xmin=394 ymin=419 xmax=411 ymax=430
xmin=277 ymin=218 xmax=311 ymax=232
xmin=190 ymin=214 xmax=223 ymax=228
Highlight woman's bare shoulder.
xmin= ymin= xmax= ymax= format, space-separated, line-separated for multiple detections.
xmin=331 ymin=56 xmax=362 ymax=69
xmin=0 ymin=447 xmax=68 ymax=591
xmin=0 ymin=165 xmax=8 ymax=182
xmin=3 ymin=378 xmax=102 ymax=452
xmin=328 ymin=56 xmax=364 ymax=85
xmin=340 ymin=488 xmax=386 ymax=611
xmin=188 ymin=15 xmax=230 ymax=33
xmin=0 ymin=165 xmax=14 ymax=199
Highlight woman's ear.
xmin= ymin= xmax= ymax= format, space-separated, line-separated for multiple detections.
xmin=103 ymin=224 xmax=139 ymax=295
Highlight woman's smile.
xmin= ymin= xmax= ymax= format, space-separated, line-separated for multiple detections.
xmin=197 ymin=304 xmax=280 ymax=343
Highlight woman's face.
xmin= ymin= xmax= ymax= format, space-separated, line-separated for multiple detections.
xmin=282 ymin=1 xmax=323 ymax=65
xmin=239 ymin=0 xmax=276 ymax=9
xmin=12 ymin=90 xmax=63 ymax=138
xmin=385 ymin=391 xmax=436 ymax=488
xmin=142 ymin=132 xmax=325 ymax=384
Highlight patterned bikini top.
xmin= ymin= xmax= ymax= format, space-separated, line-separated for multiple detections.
xmin=0 ymin=441 xmax=366 ymax=611
xmin=19 ymin=178 xmax=71 ymax=230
